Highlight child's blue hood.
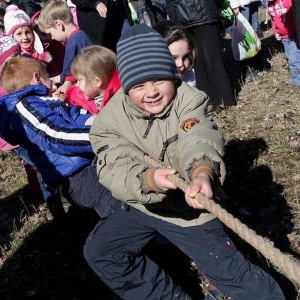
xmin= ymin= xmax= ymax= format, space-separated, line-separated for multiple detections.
xmin=1 ymin=85 xmax=49 ymax=111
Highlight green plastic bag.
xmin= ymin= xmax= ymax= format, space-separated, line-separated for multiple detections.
xmin=228 ymin=13 xmax=261 ymax=61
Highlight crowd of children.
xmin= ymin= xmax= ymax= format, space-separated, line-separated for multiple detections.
xmin=0 ymin=0 xmax=300 ymax=298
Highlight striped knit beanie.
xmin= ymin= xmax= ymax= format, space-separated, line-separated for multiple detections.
xmin=117 ymin=24 xmax=179 ymax=94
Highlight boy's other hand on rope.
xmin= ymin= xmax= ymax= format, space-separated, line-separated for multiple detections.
xmin=185 ymin=173 xmax=213 ymax=209
xmin=153 ymin=167 xmax=177 ymax=191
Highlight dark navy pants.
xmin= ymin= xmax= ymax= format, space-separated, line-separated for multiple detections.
xmin=64 ymin=165 xmax=116 ymax=218
xmin=84 ymin=202 xmax=285 ymax=300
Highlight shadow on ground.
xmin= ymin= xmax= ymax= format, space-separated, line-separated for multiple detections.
xmin=0 ymin=187 xmax=45 ymax=255
xmin=0 ymin=205 xmax=116 ymax=300
xmin=0 ymin=203 xmax=205 ymax=300
xmin=223 ymin=138 xmax=293 ymax=249
xmin=222 ymin=137 xmax=297 ymax=299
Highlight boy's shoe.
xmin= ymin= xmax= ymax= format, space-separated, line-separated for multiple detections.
xmin=204 ymin=283 xmax=227 ymax=300
xmin=204 ymin=289 xmax=226 ymax=300
xmin=47 ymin=194 xmax=66 ymax=222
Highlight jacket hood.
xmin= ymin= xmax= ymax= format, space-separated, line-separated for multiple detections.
xmin=2 ymin=84 xmax=49 ymax=110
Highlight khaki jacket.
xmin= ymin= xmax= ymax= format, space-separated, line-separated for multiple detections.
xmin=90 ymin=82 xmax=226 ymax=227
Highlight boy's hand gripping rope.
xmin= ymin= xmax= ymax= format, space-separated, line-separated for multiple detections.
xmin=144 ymin=155 xmax=300 ymax=286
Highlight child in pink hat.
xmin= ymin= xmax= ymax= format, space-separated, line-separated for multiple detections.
xmin=4 ymin=5 xmax=52 ymax=64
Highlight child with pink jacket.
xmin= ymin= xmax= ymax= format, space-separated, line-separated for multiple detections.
xmin=268 ymin=0 xmax=300 ymax=86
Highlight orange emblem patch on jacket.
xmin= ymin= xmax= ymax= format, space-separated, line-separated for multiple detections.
xmin=180 ymin=118 xmax=200 ymax=132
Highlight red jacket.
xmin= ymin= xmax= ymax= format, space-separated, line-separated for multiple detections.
xmin=268 ymin=0 xmax=296 ymax=38
xmin=65 ymin=72 xmax=121 ymax=115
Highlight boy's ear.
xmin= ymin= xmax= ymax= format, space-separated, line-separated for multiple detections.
xmin=30 ymin=72 xmax=41 ymax=85
xmin=54 ymin=19 xmax=64 ymax=31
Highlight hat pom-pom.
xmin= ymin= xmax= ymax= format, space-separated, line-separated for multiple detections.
xmin=6 ymin=5 xmax=19 ymax=13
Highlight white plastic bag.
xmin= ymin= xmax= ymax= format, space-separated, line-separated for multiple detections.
xmin=228 ymin=13 xmax=261 ymax=61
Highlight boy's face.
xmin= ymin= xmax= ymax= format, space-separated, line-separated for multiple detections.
xmin=13 ymin=26 xmax=34 ymax=50
xmin=44 ymin=22 xmax=67 ymax=43
xmin=40 ymin=74 xmax=52 ymax=95
xmin=128 ymin=80 xmax=175 ymax=114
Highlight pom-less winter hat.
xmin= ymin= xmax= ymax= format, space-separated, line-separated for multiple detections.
xmin=0 ymin=35 xmax=20 ymax=64
xmin=117 ymin=24 xmax=179 ymax=94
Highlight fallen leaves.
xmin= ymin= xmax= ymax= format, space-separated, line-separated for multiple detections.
xmin=274 ymin=123 xmax=287 ymax=131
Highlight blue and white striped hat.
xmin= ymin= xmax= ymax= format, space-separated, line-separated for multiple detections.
xmin=117 ymin=24 xmax=179 ymax=94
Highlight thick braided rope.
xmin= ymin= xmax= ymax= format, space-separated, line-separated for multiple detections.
xmin=144 ymin=155 xmax=300 ymax=286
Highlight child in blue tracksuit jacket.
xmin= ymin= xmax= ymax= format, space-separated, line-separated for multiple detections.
xmin=0 ymin=56 xmax=115 ymax=218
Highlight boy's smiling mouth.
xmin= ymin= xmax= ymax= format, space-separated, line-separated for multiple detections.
xmin=146 ymin=99 xmax=161 ymax=105
xmin=144 ymin=96 xmax=163 ymax=104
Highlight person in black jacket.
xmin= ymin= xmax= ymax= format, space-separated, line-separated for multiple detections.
xmin=71 ymin=0 xmax=106 ymax=45
xmin=293 ymin=0 xmax=300 ymax=48
xmin=165 ymin=0 xmax=236 ymax=111
xmin=101 ymin=0 xmax=133 ymax=51
xmin=71 ymin=0 xmax=133 ymax=50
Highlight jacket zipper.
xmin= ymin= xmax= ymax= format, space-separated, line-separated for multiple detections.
xmin=159 ymin=134 xmax=178 ymax=162
xmin=143 ymin=114 xmax=155 ymax=138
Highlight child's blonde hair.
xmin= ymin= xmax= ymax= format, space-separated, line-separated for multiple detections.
xmin=71 ymin=45 xmax=117 ymax=88
xmin=1 ymin=56 xmax=47 ymax=93
xmin=38 ymin=0 xmax=73 ymax=31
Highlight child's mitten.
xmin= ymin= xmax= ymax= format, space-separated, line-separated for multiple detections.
xmin=32 ymin=51 xmax=53 ymax=63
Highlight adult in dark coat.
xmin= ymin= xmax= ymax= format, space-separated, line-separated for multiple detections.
xmin=72 ymin=0 xmax=133 ymax=50
xmin=292 ymin=0 xmax=300 ymax=48
xmin=165 ymin=0 xmax=236 ymax=111
xmin=71 ymin=0 xmax=106 ymax=45
xmin=102 ymin=0 xmax=133 ymax=52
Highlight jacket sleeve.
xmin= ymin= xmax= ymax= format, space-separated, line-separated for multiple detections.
xmin=60 ymin=44 xmax=78 ymax=84
xmin=175 ymin=90 xmax=226 ymax=184
xmin=14 ymin=99 xmax=93 ymax=155
xmin=90 ymin=118 xmax=167 ymax=204
xmin=283 ymin=0 xmax=292 ymax=9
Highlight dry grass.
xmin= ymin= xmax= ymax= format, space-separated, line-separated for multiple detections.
xmin=0 ymin=13 xmax=300 ymax=300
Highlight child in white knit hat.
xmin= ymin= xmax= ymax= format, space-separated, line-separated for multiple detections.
xmin=4 ymin=5 xmax=52 ymax=64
